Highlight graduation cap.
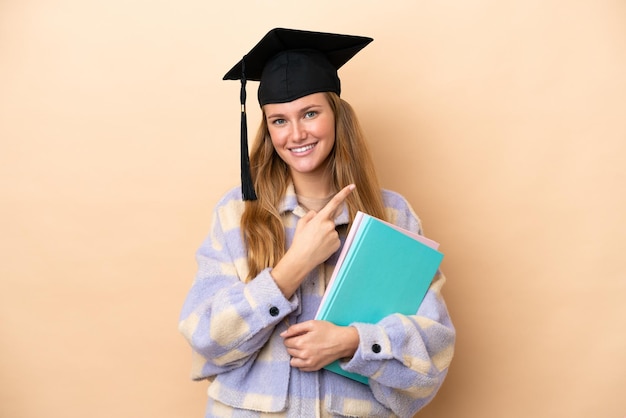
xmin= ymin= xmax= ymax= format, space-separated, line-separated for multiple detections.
xmin=223 ymin=28 xmax=373 ymax=200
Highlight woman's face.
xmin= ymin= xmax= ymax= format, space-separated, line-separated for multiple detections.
xmin=264 ymin=92 xmax=335 ymax=179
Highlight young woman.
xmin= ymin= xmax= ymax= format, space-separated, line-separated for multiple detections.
xmin=179 ymin=28 xmax=455 ymax=417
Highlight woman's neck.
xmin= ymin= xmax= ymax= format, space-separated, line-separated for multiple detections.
xmin=291 ymin=169 xmax=334 ymax=199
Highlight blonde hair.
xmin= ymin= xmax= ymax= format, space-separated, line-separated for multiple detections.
xmin=241 ymin=92 xmax=387 ymax=281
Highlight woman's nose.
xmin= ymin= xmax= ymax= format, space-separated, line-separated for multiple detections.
xmin=291 ymin=122 xmax=307 ymax=141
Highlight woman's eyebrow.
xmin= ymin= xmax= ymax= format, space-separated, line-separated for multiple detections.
xmin=265 ymin=112 xmax=285 ymax=119
xmin=266 ymin=104 xmax=322 ymax=119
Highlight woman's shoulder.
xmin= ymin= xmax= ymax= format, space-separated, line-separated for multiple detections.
xmin=211 ymin=185 xmax=246 ymax=224
xmin=381 ymin=189 xmax=423 ymax=233
xmin=381 ymin=188 xmax=411 ymax=208
xmin=215 ymin=185 xmax=245 ymax=207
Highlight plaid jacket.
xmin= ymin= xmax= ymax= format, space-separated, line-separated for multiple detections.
xmin=179 ymin=184 xmax=455 ymax=417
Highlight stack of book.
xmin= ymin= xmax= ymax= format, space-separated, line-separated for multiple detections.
xmin=315 ymin=211 xmax=444 ymax=384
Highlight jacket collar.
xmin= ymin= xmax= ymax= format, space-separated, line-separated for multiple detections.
xmin=277 ymin=182 xmax=350 ymax=226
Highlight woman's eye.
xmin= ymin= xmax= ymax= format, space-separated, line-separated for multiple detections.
xmin=304 ymin=111 xmax=317 ymax=119
xmin=271 ymin=119 xmax=286 ymax=126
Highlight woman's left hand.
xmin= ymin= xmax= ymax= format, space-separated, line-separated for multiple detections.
xmin=280 ymin=320 xmax=359 ymax=372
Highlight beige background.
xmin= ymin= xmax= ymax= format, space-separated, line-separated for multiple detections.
xmin=1 ymin=1 xmax=625 ymax=417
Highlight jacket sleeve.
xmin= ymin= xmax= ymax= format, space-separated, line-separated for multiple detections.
xmin=178 ymin=198 xmax=299 ymax=380
xmin=340 ymin=195 xmax=456 ymax=417
xmin=342 ymin=271 xmax=455 ymax=416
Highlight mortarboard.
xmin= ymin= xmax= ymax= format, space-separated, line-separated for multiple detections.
xmin=223 ymin=28 xmax=373 ymax=201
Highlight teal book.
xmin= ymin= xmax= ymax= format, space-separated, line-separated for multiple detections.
xmin=315 ymin=211 xmax=444 ymax=384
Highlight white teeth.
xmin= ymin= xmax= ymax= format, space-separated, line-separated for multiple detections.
xmin=291 ymin=144 xmax=315 ymax=153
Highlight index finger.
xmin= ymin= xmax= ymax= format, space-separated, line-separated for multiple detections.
xmin=319 ymin=184 xmax=356 ymax=220
xmin=280 ymin=320 xmax=314 ymax=338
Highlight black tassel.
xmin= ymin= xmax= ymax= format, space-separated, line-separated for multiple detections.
xmin=240 ymin=58 xmax=257 ymax=201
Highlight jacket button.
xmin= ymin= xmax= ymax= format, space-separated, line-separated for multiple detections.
xmin=269 ymin=306 xmax=280 ymax=317
xmin=372 ymin=344 xmax=382 ymax=353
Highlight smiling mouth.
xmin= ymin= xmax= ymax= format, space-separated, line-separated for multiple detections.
xmin=290 ymin=143 xmax=317 ymax=153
